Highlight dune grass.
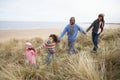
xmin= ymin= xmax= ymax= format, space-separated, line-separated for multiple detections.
xmin=0 ymin=28 xmax=120 ymax=80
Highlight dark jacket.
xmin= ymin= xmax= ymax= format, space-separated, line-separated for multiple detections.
xmin=87 ymin=19 xmax=105 ymax=33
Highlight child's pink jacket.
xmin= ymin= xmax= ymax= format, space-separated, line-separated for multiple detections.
xmin=25 ymin=49 xmax=37 ymax=64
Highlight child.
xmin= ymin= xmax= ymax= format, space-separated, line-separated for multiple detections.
xmin=37 ymin=34 xmax=58 ymax=65
xmin=23 ymin=42 xmax=37 ymax=68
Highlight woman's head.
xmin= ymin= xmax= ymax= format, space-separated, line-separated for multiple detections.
xmin=98 ymin=13 xmax=105 ymax=22
xmin=49 ymin=34 xmax=58 ymax=43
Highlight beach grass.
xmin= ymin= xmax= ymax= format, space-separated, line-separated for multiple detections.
xmin=0 ymin=28 xmax=120 ymax=80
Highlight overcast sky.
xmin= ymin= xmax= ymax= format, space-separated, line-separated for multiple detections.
xmin=0 ymin=0 xmax=120 ymax=23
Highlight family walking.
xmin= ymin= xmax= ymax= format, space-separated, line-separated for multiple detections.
xmin=23 ymin=13 xmax=105 ymax=67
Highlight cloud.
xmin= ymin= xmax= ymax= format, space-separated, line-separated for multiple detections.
xmin=0 ymin=0 xmax=120 ymax=22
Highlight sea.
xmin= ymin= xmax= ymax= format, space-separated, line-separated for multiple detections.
xmin=0 ymin=21 xmax=119 ymax=30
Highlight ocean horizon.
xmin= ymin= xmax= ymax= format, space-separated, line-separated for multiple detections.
xmin=0 ymin=21 xmax=120 ymax=30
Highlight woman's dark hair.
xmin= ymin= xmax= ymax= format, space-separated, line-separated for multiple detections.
xmin=98 ymin=14 xmax=105 ymax=22
xmin=99 ymin=17 xmax=105 ymax=22
xmin=49 ymin=34 xmax=58 ymax=43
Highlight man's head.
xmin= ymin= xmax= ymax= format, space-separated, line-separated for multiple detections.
xmin=70 ymin=17 xmax=75 ymax=25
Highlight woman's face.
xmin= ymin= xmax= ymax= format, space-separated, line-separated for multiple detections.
xmin=98 ymin=16 xmax=103 ymax=21
xmin=48 ymin=37 xmax=53 ymax=42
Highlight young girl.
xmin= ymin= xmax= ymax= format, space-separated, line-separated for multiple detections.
xmin=23 ymin=42 xmax=37 ymax=68
xmin=37 ymin=34 xmax=58 ymax=65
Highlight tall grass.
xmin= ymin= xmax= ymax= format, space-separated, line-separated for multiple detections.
xmin=0 ymin=28 xmax=120 ymax=80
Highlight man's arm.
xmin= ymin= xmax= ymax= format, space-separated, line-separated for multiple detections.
xmin=58 ymin=26 xmax=68 ymax=40
xmin=77 ymin=25 xmax=86 ymax=35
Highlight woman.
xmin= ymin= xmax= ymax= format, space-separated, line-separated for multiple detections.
xmin=86 ymin=13 xmax=105 ymax=52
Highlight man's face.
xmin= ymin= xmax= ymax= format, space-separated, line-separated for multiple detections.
xmin=70 ymin=18 xmax=75 ymax=25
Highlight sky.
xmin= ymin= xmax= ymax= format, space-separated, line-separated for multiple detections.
xmin=0 ymin=0 xmax=120 ymax=23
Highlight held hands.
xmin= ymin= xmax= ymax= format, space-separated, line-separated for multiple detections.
xmin=84 ymin=29 xmax=89 ymax=37
xmin=36 ymin=47 xmax=40 ymax=51
xmin=86 ymin=28 xmax=89 ymax=32
xmin=57 ymin=40 xmax=60 ymax=43
xmin=35 ymin=48 xmax=44 ymax=56
xmin=22 ymin=54 xmax=25 ymax=56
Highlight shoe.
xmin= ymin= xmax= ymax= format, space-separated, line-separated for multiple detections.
xmin=93 ymin=47 xmax=98 ymax=51
xmin=92 ymin=47 xmax=97 ymax=53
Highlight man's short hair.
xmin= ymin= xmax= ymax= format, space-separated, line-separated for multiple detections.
xmin=70 ymin=17 xmax=75 ymax=21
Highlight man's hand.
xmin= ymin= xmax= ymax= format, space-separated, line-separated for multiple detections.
xmin=57 ymin=40 xmax=60 ymax=43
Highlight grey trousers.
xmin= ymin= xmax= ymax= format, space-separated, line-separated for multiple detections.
xmin=68 ymin=40 xmax=79 ymax=55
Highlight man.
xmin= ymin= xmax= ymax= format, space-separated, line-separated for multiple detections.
xmin=59 ymin=17 xmax=86 ymax=55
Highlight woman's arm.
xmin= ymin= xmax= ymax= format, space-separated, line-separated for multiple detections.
xmin=86 ymin=20 xmax=96 ymax=32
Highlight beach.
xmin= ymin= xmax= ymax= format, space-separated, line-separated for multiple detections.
xmin=0 ymin=28 xmax=62 ymax=42
xmin=0 ymin=24 xmax=120 ymax=42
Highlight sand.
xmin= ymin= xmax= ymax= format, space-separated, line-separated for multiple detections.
xmin=0 ymin=24 xmax=120 ymax=42
xmin=0 ymin=28 xmax=62 ymax=42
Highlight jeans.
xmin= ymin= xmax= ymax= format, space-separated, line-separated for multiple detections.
xmin=92 ymin=32 xmax=100 ymax=51
xmin=68 ymin=40 xmax=78 ymax=55
xmin=46 ymin=53 xmax=56 ymax=65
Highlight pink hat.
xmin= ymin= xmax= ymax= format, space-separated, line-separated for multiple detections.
xmin=25 ymin=42 xmax=32 ymax=48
